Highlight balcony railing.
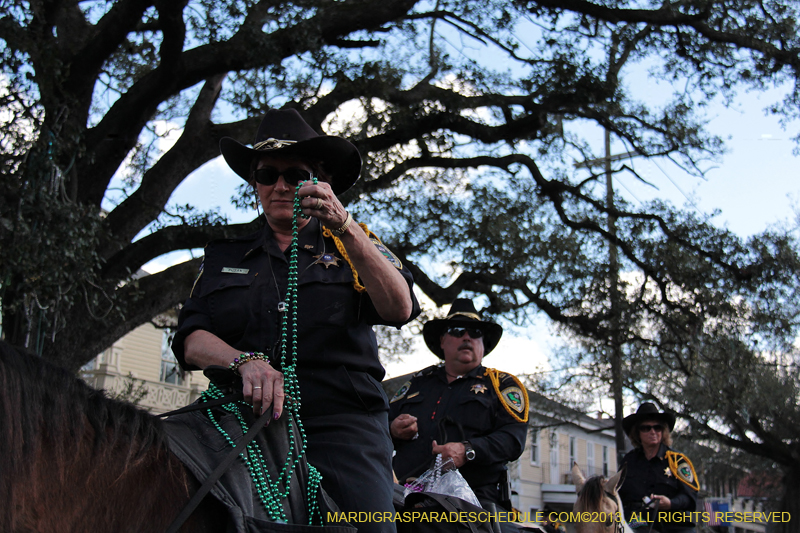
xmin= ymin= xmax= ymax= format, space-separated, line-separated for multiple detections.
xmin=82 ymin=368 xmax=204 ymax=414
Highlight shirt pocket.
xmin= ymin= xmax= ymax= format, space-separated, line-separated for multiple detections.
xmin=397 ymin=392 xmax=425 ymax=418
xmin=202 ymin=272 xmax=258 ymax=342
xmin=298 ymin=263 xmax=357 ymax=328
xmin=654 ymin=468 xmax=682 ymax=497
xmin=456 ymin=392 xmax=494 ymax=434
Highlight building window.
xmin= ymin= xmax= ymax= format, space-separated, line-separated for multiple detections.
xmin=587 ymin=440 xmax=595 ymax=474
xmin=530 ymin=430 xmax=539 ymax=465
xmin=160 ymin=329 xmax=183 ymax=385
xmin=569 ymin=436 xmax=576 ymax=467
xmin=602 ymin=445 xmax=609 ymax=477
xmin=549 ymin=431 xmax=560 ymax=484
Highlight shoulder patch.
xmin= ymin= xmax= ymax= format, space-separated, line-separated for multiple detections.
xmin=370 ymin=236 xmax=403 ymax=270
xmin=666 ymin=451 xmax=700 ymax=491
xmin=484 ymin=367 xmax=529 ymax=423
xmin=420 ymin=365 xmax=438 ymax=377
xmin=501 ymin=386 xmax=526 ymax=414
xmin=390 ymin=381 xmax=412 ymax=403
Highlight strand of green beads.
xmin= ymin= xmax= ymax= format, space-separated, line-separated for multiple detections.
xmin=306 ymin=465 xmax=323 ymax=524
xmin=229 ymin=403 xmax=289 ymax=518
xmin=277 ymin=178 xmax=323 ymax=525
xmin=199 ymin=177 xmax=325 ymax=526
xmin=200 ymin=385 xmax=287 ymax=521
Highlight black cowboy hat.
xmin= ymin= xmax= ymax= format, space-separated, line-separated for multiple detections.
xmin=622 ymin=402 xmax=676 ymax=434
xmin=422 ymin=298 xmax=504 ymax=359
xmin=219 ymin=108 xmax=362 ymax=195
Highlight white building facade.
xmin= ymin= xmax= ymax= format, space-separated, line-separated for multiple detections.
xmin=510 ymin=392 xmax=617 ymax=516
xmin=81 ymin=322 xmax=208 ymax=414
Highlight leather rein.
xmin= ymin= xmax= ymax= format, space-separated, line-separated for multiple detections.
xmin=157 ymin=390 xmax=273 ymax=533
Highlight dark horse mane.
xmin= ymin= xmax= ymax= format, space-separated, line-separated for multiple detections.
xmin=577 ymin=475 xmax=607 ymax=511
xmin=0 ymin=340 xmax=205 ymax=532
xmin=0 ymin=339 xmax=165 ymax=473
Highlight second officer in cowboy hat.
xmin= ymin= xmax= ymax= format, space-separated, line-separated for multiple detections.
xmin=389 ymin=298 xmax=529 ymax=524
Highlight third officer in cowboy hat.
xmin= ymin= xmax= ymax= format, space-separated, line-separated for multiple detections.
xmin=618 ymin=403 xmax=700 ymax=533
xmin=389 ymin=298 xmax=529 ymax=530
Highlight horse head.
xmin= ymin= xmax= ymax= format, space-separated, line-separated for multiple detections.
xmin=572 ymin=463 xmax=633 ymax=533
xmin=0 ymin=340 xmax=225 ymax=532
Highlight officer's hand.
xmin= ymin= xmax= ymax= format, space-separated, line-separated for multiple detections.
xmin=651 ymin=494 xmax=671 ymax=510
xmin=432 ymin=440 xmax=466 ymax=468
xmin=239 ymin=359 xmax=285 ymax=419
xmin=298 ymin=180 xmax=348 ymax=230
xmin=390 ymin=414 xmax=418 ymax=440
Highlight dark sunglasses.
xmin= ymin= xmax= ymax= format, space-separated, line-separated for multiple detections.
xmin=252 ymin=166 xmax=313 ymax=187
xmin=638 ymin=424 xmax=664 ymax=433
xmin=446 ymin=327 xmax=484 ymax=339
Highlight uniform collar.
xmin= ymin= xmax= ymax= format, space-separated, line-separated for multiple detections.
xmin=639 ymin=443 xmax=669 ymax=461
xmin=298 ymin=217 xmax=325 ymax=254
xmin=656 ymin=443 xmax=669 ymax=459
xmin=253 ymin=218 xmax=325 ymax=258
xmin=212 ymin=226 xmax=263 ymax=263
xmin=435 ymin=364 xmax=485 ymax=382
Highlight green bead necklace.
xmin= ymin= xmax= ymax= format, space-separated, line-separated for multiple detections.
xmin=200 ymin=179 xmax=323 ymax=525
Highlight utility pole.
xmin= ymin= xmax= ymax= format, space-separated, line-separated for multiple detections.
xmin=604 ymin=130 xmax=626 ymax=468
xmin=575 ymin=132 xmax=638 ymax=467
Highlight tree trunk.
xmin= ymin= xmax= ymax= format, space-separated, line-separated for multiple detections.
xmin=777 ymin=464 xmax=800 ymax=533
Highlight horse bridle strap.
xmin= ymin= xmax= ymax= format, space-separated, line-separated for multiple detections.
xmin=161 ymin=391 xmax=271 ymax=533
xmin=164 ymin=404 xmax=273 ymax=533
xmin=646 ymin=500 xmax=660 ymax=533
xmin=157 ymin=391 xmax=243 ymax=418
xmin=601 ymin=489 xmax=626 ymax=533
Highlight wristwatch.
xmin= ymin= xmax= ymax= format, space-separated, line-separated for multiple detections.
xmin=463 ymin=441 xmax=476 ymax=461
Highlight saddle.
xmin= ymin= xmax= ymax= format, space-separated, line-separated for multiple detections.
xmin=163 ymin=367 xmax=355 ymax=533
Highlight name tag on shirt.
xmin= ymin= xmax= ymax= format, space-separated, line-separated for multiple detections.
xmin=221 ymin=267 xmax=249 ymax=274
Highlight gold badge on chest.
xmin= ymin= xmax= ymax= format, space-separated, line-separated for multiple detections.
xmin=471 ymin=383 xmax=488 ymax=394
xmin=312 ymin=252 xmax=342 ymax=268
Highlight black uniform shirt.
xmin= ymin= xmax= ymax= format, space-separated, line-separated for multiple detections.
xmin=173 ymin=219 xmax=420 ymax=417
xmin=618 ymin=444 xmax=698 ymax=526
xmin=388 ymin=364 xmax=528 ymax=503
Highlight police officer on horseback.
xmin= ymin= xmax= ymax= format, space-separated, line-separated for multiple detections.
xmin=389 ymin=298 xmax=529 ymax=532
xmin=618 ymin=403 xmax=700 ymax=533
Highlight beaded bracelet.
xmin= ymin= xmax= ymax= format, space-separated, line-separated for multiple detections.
xmin=228 ymin=352 xmax=268 ymax=374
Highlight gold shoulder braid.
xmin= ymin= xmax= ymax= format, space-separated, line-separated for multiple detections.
xmin=322 ymin=222 xmax=373 ymax=293
xmin=322 ymin=222 xmax=403 ymax=292
xmin=666 ymin=450 xmax=700 ymax=491
xmin=190 ymin=260 xmax=204 ymax=297
xmin=484 ymin=368 xmax=529 ymax=423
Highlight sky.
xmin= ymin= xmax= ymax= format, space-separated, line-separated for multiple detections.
xmin=134 ymin=85 xmax=800 ymax=387
xmin=465 ymin=90 xmax=800 ymax=387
